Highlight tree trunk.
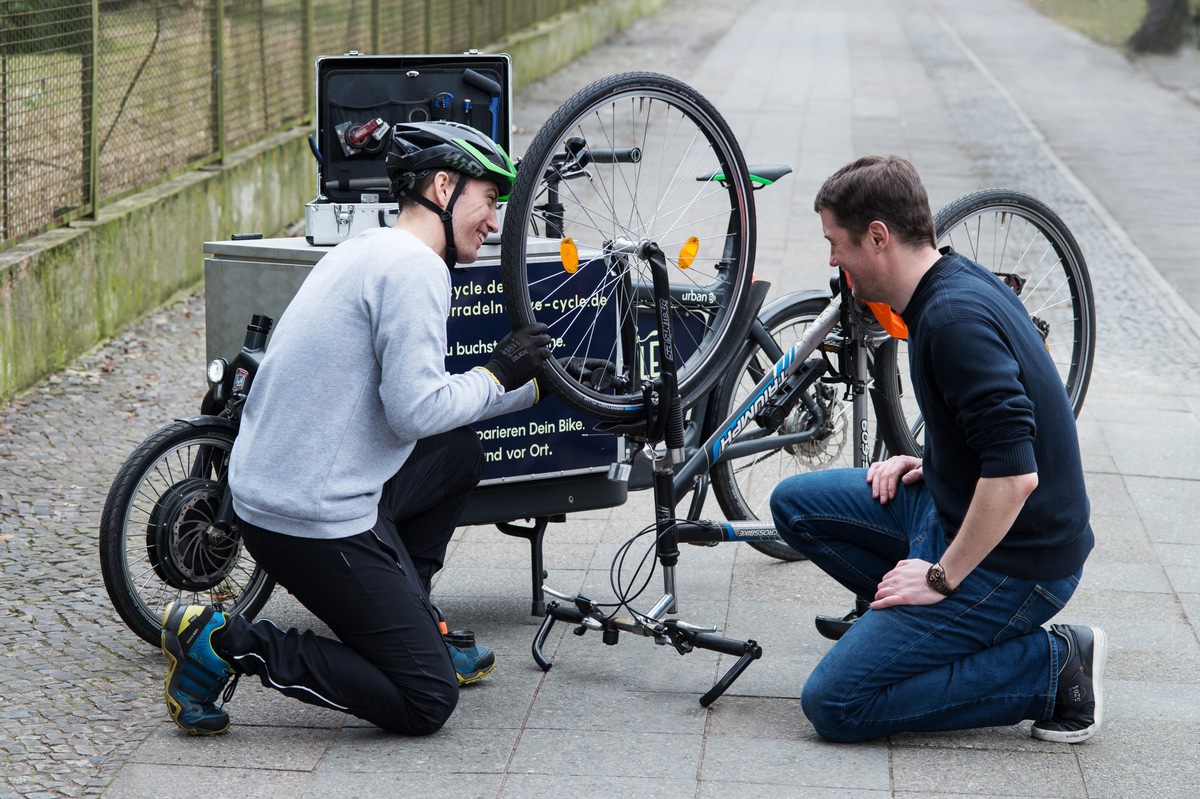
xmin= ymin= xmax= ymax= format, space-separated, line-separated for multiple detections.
xmin=1127 ymin=0 xmax=1190 ymax=54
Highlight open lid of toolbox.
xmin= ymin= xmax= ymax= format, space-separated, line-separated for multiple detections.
xmin=314 ymin=51 xmax=513 ymax=204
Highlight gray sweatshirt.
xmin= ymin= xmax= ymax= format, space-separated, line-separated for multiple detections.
xmin=229 ymin=226 xmax=534 ymax=539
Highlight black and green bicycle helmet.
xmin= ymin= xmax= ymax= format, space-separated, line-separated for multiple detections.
xmin=385 ymin=121 xmax=516 ymax=267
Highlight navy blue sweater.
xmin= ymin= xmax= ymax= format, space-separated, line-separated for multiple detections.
xmin=901 ymin=251 xmax=1093 ymax=580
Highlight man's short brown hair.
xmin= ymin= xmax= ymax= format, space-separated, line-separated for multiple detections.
xmin=814 ymin=156 xmax=936 ymax=249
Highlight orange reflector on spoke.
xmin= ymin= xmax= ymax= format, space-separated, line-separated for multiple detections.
xmin=560 ymin=237 xmax=579 ymax=273
xmin=679 ymin=236 xmax=700 ymax=270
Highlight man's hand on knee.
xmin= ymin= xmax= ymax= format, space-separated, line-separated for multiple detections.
xmin=866 ymin=455 xmax=923 ymax=505
xmin=870 ymin=558 xmax=946 ymax=609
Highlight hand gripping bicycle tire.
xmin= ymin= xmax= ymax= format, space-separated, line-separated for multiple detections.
xmin=99 ymin=418 xmax=274 ymax=645
xmin=501 ymin=72 xmax=756 ymax=424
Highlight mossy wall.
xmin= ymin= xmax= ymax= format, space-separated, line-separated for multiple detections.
xmin=0 ymin=0 xmax=667 ymax=404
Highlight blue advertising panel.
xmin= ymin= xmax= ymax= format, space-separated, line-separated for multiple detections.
xmin=446 ymin=258 xmax=621 ymax=483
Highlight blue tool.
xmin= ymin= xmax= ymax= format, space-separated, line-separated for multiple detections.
xmin=462 ymin=69 xmax=502 ymax=143
xmin=433 ymin=92 xmax=454 ymax=120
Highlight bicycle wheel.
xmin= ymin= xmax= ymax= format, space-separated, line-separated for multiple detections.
xmin=710 ymin=294 xmax=909 ymax=561
xmin=99 ymin=419 xmax=274 ymax=646
xmin=502 ymin=72 xmax=756 ymax=424
xmin=879 ymin=188 xmax=1097 ymax=456
xmin=937 ymin=188 xmax=1094 ymax=412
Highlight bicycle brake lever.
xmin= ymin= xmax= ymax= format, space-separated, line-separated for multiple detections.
xmin=671 ymin=620 xmax=718 ymax=633
xmin=541 ymin=586 xmax=603 ymax=622
xmin=542 ymin=586 xmax=578 ymax=602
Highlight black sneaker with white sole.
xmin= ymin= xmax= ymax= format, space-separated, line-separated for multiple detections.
xmin=1032 ymin=624 xmax=1108 ymax=743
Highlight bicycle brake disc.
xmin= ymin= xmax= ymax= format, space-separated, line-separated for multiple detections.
xmin=786 ymin=382 xmax=848 ymax=467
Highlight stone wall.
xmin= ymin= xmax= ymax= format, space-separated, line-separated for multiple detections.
xmin=0 ymin=0 xmax=667 ymax=404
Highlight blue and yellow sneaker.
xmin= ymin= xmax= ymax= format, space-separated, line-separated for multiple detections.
xmin=444 ymin=629 xmax=496 ymax=686
xmin=161 ymin=602 xmax=236 ymax=735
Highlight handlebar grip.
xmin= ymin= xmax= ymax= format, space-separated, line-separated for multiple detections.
xmin=699 ymin=646 xmax=761 ymax=708
xmin=689 ymin=631 xmax=761 ymax=658
xmin=532 ymin=612 xmax=556 ymax=671
xmin=243 ymin=314 xmax=273 ymax=353
xmin=585 ymin=147 xmax=642 ymax=164
xmin=532 ymin=602 xmax=588 ymax=671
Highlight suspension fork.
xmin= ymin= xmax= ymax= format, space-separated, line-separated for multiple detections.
xmin=646 ymin=242 xmax=684 ymax=610
xmin=836 ymin=278 xmax=874 ymax=470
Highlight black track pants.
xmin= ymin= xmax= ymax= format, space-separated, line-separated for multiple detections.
xmin=223 ymin=427 xmax=484 ymax=734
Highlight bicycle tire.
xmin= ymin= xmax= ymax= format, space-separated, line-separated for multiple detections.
xmin=710 ymin=294 xmax=912 ymax=561
xmin=501 ymin=72 xmax=756 ymax=424
xmin=878 ymin=188 xmax=1097 ymax=456
xmin=99 ymin=419 xmax=274 ymax=646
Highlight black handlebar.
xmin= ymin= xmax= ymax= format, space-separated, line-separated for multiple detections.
xmin=244 ymin=314 xmax=273 ymax=351
xmin=532 ymin=599 xmax=762 ymax=705
xmin=553 ymin=137 xmax=642 ymax=172
xmin=580 ymin=146 xmax=642 ymax=164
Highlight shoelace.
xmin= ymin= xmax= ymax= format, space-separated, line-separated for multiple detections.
xmin=221 ymin=672 xmax=240 ymax=705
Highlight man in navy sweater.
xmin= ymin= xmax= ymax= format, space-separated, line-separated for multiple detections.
xmin=770 ymin=156 xmax=1105 ymax=743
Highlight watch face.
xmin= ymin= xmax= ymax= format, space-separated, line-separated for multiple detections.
xmin=927 ymin=564 xmax=953 ymax=596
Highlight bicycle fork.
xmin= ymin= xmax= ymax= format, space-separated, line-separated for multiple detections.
xmin=532 ymin=241 xmax=762 ymax=706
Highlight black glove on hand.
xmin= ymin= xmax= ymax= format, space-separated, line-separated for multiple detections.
xmin=560 ymin=356 xmax=617 ymax=390
xmin=481 ymin=323 xmax=552 ymax=391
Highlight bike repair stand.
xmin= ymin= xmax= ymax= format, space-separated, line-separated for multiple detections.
xmin=531 ymin=241 xmax=762 ymax=707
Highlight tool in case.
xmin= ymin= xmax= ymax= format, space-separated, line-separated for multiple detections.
xmin=305 ymin=51 xmax=513 ymax=245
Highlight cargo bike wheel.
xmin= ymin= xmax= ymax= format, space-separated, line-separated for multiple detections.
xmin=99 ymin=419 xmax=275 ymax=646
xmin=501 ymin=71 xmax=757 ymax=425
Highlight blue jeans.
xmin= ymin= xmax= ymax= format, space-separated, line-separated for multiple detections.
xmin=770 ymin=468 xmax=1079 ymax=742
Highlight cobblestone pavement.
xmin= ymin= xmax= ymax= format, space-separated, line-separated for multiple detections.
xmin=1 ymin=295 xmax=209 ymax=799
xmin=4 ymin=0 xmax=1200 ymax=796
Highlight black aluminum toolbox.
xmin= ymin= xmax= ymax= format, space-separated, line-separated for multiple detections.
xmin=313 ymin=51 xmax=513 ymax=206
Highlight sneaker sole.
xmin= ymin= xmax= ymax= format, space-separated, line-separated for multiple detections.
xmin=457 ymin=657 xmax=497 ymax=686
xmin=1033 ymin=626 xmax=1107 ymax=743
xmin=161 ymin=603 xmax=230 ymax=736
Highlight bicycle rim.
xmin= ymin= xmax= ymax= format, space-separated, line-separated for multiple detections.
xmin=99 ymin=421 xmax=273 ymax=645
xmin=502 ymin=72 xmax=755 ymax=424
xmin=880 ymin=189 xmax=1097 ymax=458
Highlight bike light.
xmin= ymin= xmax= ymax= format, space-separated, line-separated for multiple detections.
xmin=207 ymin=358 xmax=227 ymax=385
xmin=678 ymin=236 xmax=700 ymax=270
xmin=560 ymin=237 xmax=579 ymax=274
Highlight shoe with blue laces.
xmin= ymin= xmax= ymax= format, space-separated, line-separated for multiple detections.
xmin=161 ymin=602 xmax=237 ymax=735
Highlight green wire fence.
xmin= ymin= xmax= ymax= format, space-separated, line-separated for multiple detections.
xmin=0 ymin=0 xmax=590 ymax=249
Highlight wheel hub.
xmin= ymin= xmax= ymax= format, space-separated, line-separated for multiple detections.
xmin=146 ymin=477 xmax=240 ymax=591
xmin=785 ymin=382 xmax=847 ymax=466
